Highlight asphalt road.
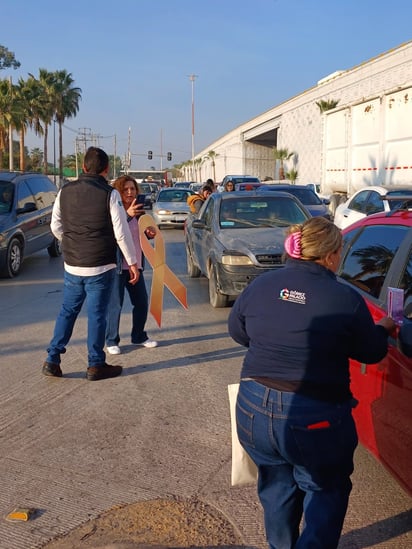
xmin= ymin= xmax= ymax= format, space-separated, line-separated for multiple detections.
xmin=0 ymin=228 xmax=410 ymax=548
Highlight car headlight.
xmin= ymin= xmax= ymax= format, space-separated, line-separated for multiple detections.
xmin=156 ymin=209 xmax=171 ymax=215
xmin=222 ymin=254 xmax=253 ymax=266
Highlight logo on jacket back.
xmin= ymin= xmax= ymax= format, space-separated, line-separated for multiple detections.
xmin=279 ymin=288 xmax=306 ymax=305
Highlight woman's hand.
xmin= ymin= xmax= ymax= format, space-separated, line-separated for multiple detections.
xmin=126 ymin=198 xmax=144 ymax=218
xmin=145 ymin=225 xmax=157 ymax=239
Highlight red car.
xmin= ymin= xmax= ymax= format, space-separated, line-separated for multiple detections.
xmin=337 ymin=207 xmax=412 ymax=495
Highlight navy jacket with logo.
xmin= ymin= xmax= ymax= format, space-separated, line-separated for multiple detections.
xmin=228 ymin=258 xmax=389 ymax=401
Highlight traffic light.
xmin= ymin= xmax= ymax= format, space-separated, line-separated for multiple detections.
xmin=148 ymin=150 xmax=153 ymax=159
xmin=167 ymin=152 xmax=172 ymax=161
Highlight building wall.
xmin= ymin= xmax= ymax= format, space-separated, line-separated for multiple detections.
xmin=197 ymin=41 xmax=412 ymax=185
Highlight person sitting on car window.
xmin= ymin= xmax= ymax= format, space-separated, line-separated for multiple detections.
xmin=0 ymin=185 xmax=13 ymax=213
xmin=187 ymin=184 xmax=213 ymax=214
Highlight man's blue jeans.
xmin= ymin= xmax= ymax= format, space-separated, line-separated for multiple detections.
xmin=106 ymin=269 xmax=149 ymax=346
xmin=236 ymin=379 xmax=358 ymax=549
xmin=47 ymin=269 xmax=115 ymax=367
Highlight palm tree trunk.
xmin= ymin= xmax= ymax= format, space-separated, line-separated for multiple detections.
xmin=58 ymin=120 xmax=63 ymax=179
xmin=43 ymin=126 xmax=49 ymax=174
xmin=19 ymin=130 xmax=25 ymax=171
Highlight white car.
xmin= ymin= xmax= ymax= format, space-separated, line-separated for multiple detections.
xmin=152 ymin=188 xmax=195 ymax=229
xmin=334 ymin=185 xmax=412 ymax=229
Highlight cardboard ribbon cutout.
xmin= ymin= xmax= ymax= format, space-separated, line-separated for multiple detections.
xmin=138 ymin=214 xmax=188 ymax=327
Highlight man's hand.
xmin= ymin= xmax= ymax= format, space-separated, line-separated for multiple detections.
xmin=128 ymin=264 xmax=140 ymax=285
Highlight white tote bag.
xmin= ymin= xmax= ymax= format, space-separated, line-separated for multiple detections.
xmin=228 ymin=383 xmax=258 ymax=486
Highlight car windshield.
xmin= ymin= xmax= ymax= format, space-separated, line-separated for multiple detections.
xmin=287 ymin=188 xmax=322 ymax=205
xmin=0 ymin=182 xmax=14 ymax=214
xmin=139 ymin=184 xmax=151 ymax=193
xmin=157 ymin=189 xmax=192 ymax=203
xmin=219 ymin=196 xmax=308 ymax=228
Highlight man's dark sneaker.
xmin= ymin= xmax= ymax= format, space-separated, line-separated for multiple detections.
xmin=42 ymin=362 xmax=63 ymax=377
xmin=87 ymin=363 xmax=123 ymax=381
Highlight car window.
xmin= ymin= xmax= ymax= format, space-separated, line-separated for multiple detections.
xmin=16 ymin=180 xmax=36 ymax=210
xmin=24 ymin=176 xmax=57 ymax=209
xmin=0 ymin=181 xmax=14 ymax=214
xmin=201 ymin=199 xmax=214 ymax=228
xmin=399 ymin=249 xmax=412 ymax=318
xmin=219 ymin=196 xmax=307 ymax=228
xmin=339 ymin=224 xmax=409 ymax=298
xmin=348 ymin=190 xmax=370 ymax=213
xmin=289 ymin=189 xmax=321 ymax=206
xmin=365 ymin=191 xmax=384 ymax=215
xmin=158 ymin=190 xmax=191 ymax=202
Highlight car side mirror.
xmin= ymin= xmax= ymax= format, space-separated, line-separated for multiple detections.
xmin=323 ymin=198 xmax=330 ymax=205
xmin=398 ymin=318 xmax=412 ymax=357
xmin=16 ymin=202 xmax=37 ymax=214
xmin=192 ymin=219 xmax=206 ymax=229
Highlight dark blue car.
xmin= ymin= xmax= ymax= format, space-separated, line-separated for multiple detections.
xmin=258 ymin=184 xmax=331 ymax=219
xmin=0 ymin=172 xmax=61 ymax=277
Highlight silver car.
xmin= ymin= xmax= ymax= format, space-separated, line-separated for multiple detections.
xmin=152 ymin=188 xmax=195 ymax=229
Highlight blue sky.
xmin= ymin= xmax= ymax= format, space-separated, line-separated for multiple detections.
xmin=2 ymin=0 xmax=412 ymax=169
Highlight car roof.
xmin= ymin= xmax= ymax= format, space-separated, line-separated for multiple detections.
xmin=350 ymin=185 xmax=412 ymax=195
xmin=342 ymin=210 xmax=412 ymax=232
xmin=215 ymin=189 xmax=311 ymax=203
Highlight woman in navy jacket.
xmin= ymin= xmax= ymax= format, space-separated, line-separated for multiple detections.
xmin=228 ymin=216 xmax=395 ymax=549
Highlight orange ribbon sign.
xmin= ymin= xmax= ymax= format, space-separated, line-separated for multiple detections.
xmin=138 ymin=214 xmax=188 ymax=327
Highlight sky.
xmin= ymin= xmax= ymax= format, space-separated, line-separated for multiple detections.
xmin=2 ymin=0 xmax=412 ymax=170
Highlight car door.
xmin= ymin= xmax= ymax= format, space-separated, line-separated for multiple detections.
xmin=24 ymin=176 xmax=56 ymax=252
xmin=338 ymin=190 xmax=371 ymax=228
xmin=338 ymin=222 xmax=412 ymax=493
xmin=192 ymin=198 xmax=215 ymax=275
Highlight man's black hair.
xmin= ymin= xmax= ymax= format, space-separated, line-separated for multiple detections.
xmin=83 ymin=147 xmax=109 ymax=175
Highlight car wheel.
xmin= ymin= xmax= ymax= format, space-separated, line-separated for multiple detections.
xmin=208 ymin=265 xmax=229 ymax=308
xmin=47 ymin=237 xmax=62 ymax=257
xmin=2 ymin=237 xmax=23 ymax=278
xmin=186 ymin=245 xmax=201 ymax=278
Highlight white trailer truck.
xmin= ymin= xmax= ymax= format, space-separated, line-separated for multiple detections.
xmin=321 ymin=85 xmax=412 ymax=215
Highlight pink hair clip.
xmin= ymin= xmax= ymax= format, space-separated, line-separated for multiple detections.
xmin=284 ymin=232 xmax=302 ymax=258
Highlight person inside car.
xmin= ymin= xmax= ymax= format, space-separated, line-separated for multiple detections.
xmin=187 ymin=183 xmax=213 ymax=214
xmin=0 ymin=185 xmax=13 ymax=213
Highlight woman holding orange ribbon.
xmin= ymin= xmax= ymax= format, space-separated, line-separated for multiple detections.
xmin=106 ymin=175 xmax=157 ymax=355
xmin=228 ymin=216 xmax=395 ymax=549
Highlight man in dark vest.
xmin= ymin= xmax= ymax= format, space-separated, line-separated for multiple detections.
xmin=42 ymin=147 xmax=139 ymax=381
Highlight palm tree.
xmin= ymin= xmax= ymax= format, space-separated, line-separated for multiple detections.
xmin=194 ymin=157 xmax=203 ymax=181
xmin=273 ymin=147 xmax=294 ymax=180
xmin=316 ymin=99 xmax=339 ymax=113
xmin=0 ymin=78 xmax=24 ymax=168
xmin=286 ymin=168 xmax=298 ymax=184
xmin=52 ymin=70 xmax=82 ymax=179
xmin=204 ymin=150 xmax=218 ymax=182
xmin=31 ymin=69 xmax=57 ymax=174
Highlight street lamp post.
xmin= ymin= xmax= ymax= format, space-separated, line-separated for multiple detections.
xmin=188 ymin=74 xmax=197 ymax=179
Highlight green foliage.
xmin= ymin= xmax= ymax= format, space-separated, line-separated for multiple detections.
xmin=316 ymin=99 xmax=339 ymax=112
xmin=286 ymin=169 xmax=298 ymax=183
xmin=0 ymin=45 xmax=20 ymax=71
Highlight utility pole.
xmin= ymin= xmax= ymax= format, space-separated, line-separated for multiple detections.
xmin=188 ymin=74 xmax=198 ymax=180
xmin=8 ymin=76 xmax=13 ymax=171
xmin=113 ymin=134 xmax=117 ymax=179
xmin=127 ymin=127 xmax=132 ymax=172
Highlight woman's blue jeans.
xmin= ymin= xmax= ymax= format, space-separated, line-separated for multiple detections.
xmin=47 ymin=269 xmax=115 ymax=367
xmin=236 ymin=379 xmax=358 ymax=549
xmin=106 ymin=269 xmax=149 ymax=346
